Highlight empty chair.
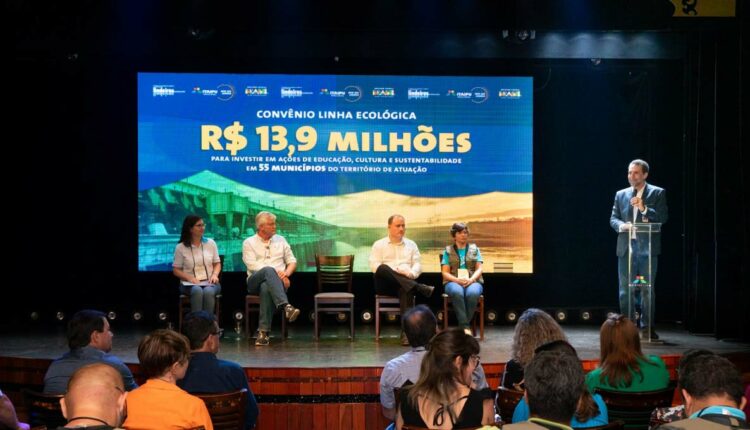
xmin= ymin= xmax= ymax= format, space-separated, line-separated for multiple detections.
xmin=195 ymin=389 xmax=248 ymax=430
xmin=313 ymin=254 xmax=355 ymax=340
xmin=21 ymin=388 xmax=66 ymax=429
xmin=375 ymin=294 xmax=414 ymax=340
xmin=595 ymin=384 xmax=676 ymax=430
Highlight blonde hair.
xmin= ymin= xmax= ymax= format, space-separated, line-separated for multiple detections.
xmin=510 ymin=308 xmax=567 ymax=367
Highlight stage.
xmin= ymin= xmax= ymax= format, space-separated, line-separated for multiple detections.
xmin=2 ymin=323 xmax=749 ymax=367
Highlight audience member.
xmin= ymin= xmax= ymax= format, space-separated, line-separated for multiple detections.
xmin=396 ymin=328 xmax=494 ymax=429
xmin=380 ymin=305 xmax=489 ymax=422
xmin=179 ymin=311 xmax=258 ymax=429
xmin=55 ymin=363 xmax=127 ymax=429
xmin=511 ymin=340 xmax=608 ymax=428
xmin=586 ymin=314 xmax=669 ymax=393
xmin=0 ymin=387 xmax=30 ymax=430
xmin=44 ymin=310 xmax=137 ymax=394
xmin=501 ymin=308 xmax=567 ymax=390
xmin=503 ymin=351 xmax=586 ymax=430
xmin=123 ymin=329 xmax=213 ymax=430
xmin=657 ymin=354 xmax=747 ymax=429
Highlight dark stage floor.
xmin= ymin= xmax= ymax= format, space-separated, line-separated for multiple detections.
xmin=2 ymin=323 xmax=748 ymax=367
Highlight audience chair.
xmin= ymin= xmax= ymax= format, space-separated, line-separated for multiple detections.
xmin=495 ymin=386 xmax=524 ymax=425
xmin=442 ymin=293 xmax=485 ymax=340
xmin=586 ymin=420 xmax=626 ymax=430
xmin=595 ymin=383 xmax=676 ymax=430
xmin=21 ymin=388 xmax=66 ymax=429
xmin=375 ymin=294 xmax=415 ymax=340
xmin=313 ymin=254 xmax=355 ymax=340
xmin=178 ymin=255 xmax=224 ymax=331
xmin=245 ymin=294 xmax=287 ymax=340
xmin=195 ymin=388 xmax=248 ymax=430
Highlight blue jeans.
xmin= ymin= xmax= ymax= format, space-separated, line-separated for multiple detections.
xmin=247 ymin=266 xmax=289 ymax=331
xmin=180 ymin=283 xmax=221 ymax=314
xmin=444 ymin=282 xmax=483 ymax=328
xmin=618 ymin=244 xmax=658 ymax=328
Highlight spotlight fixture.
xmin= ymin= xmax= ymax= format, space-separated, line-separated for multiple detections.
xmin=336 ymin=312 xmax=348 ymax=323
xmin=386 ymin=313 xmax=398 ymax=323
xmin=360 ymin=309 xmax=373 ymax=323
xmin=132 ymin=311 xmax=143 ymax=322
xmin=554 ymin=309 xmax=568 ymax=323
xmin=502 ymin=29 xmax=536 ymax=43
xmin=606 ymin=311 xmax=617 ymax=319
xmin=308 ymin=310 xmax=316 ymax=323
xmin=505 ymin=310 xmax=518 ymax=323
xmin=233 ymin=311 xmax=244 ymax=321
xmin=485 ymin=309 xmax=498 ymax=325
xmin=158 ymin=312 xmax=169 ymax=321
xmin=56 ymin=311 xmax=65 ymax=321
xmin=107 ymin=311 xmax=117 ymax=321
xmin=436 ymin=311 xmax=445 ymax=322
xmin=30 ymin=311 xmax=40 ymax=321
xmin=580 ymin=310 xmax=592 ymax=322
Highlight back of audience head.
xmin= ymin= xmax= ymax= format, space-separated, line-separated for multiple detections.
xmin=525 ymin=350 xmax=585 ymax=424
xmin=599 ymin=313 xmax=647 ymax=387
xmin=533 ymin=340 xmax=600 ymax=422
xmin=67 ymin=310 xmax=111 ymax=351
xmin=137 ymin=329 xmax=191 ymax=379
xmin=402 ymin=305 xmax=437 ymax=348
xmin=679 ymin=353 xmax=746 ymax=415
xmin=181 ymin=311 xmax=219 ymax=352
xmin=61 ymin=363 xmax=127 ymax=427
xmin=511 ymin=308 xmax=567 ymax=366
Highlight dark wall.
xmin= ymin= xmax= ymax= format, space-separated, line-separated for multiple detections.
xmin=8 ymin=2 xmax=747 ymax=339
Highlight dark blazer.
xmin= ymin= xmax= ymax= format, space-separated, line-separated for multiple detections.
xmin=610 ymin=183 xmax=668 ymax=257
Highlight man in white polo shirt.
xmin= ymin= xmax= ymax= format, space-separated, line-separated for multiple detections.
xmin=243 ymin=211 xmax=300 ymax=346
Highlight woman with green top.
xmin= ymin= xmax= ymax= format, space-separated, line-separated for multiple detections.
xmin=586 ymin=314 xmax=670 ymax=393
xmin=441 ymin=222 xmax=484 ymax=336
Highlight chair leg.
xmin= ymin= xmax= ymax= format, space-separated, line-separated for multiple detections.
xmin=375 ymin=300 xmax=381 ymax=340
xmin=245 ymin=300 xmax=250 ymax=339
xmin=314 ymin=300 xmax=319 ymax=340
xmin=443 ymin=296 xmax=449 ymax=330
xmin=479 ymin=297 xmax=485 ymax=341
xmin=350 ymin=300 xmax=355 ymax=340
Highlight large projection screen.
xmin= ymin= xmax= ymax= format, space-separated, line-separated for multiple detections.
xmin=138 ymin=73 xmax=532 ymax=273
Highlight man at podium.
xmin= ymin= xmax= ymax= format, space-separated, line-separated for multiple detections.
xmin=610 ymin=159 xmax=668 ymax=340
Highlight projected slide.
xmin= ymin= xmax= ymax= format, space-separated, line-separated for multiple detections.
xmin=138 ymin=73 xmax=533 ymax=273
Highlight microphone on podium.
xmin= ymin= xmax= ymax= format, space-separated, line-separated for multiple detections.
xmin=631 ymin=187 xmax=638 ymax=239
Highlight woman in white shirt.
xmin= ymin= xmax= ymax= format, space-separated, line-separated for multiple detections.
xmin=173 ymin=215 xmax=221 ymax=313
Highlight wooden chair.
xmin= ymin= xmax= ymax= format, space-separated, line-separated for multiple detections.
xmin=195 ymin=388 xmax=248 ymax=430
xmin=313 ymin=254 xmax=355 ymax=340
xmin=21 ymin=388 xmax=66 ymax=429
xmin=178 ymin=255 xmax=224 ymax=331
xmin=442 ymin=293 xmax=485 ymax=340
xmin=245 ymin=294 xmax=287 ymax=339
xmin=375 ymin=294 xmax=415 ymax=340
xmin=495 ymin=386 xmax=524 ymax=424
xmin=595 ymin=383 xmax=676 ymax=430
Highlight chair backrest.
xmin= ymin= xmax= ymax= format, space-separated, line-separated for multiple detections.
xmin=21 ymin=388 xmax=66 ymax=428
xmin=585 ymin=420 xmax=626 ymax=430
xmin=595 ymin=384 xmax=676 ymax=430
xmin=195 ymin=388 xmax=248 ymax=430
xmin=495 ymin=386 xmax=524 ymax=424
xmin=315 ymin=254 xmax=354 ymax=294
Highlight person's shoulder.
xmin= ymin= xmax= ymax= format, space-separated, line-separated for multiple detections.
xmin=643 ymin=354 xmax=667 ymax=366
xmin=242 ymin=235 xmax=257 ymax=245
xmin=272 ymin=234 xmax=289 ymax=243
xmin=204 ymin=238 xmax=218 ymax=247
xmin=646 ymin=183 xmax=666 ymax=192
xmin=217 ymin=358 xmax=244 ymax=371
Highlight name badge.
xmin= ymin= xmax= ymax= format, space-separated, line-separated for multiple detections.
xmin=194 ymin=265 xmax=208 ymax=281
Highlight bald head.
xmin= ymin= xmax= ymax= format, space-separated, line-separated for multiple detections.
xmin=61 ymin=363 xmax=127 ymax=427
